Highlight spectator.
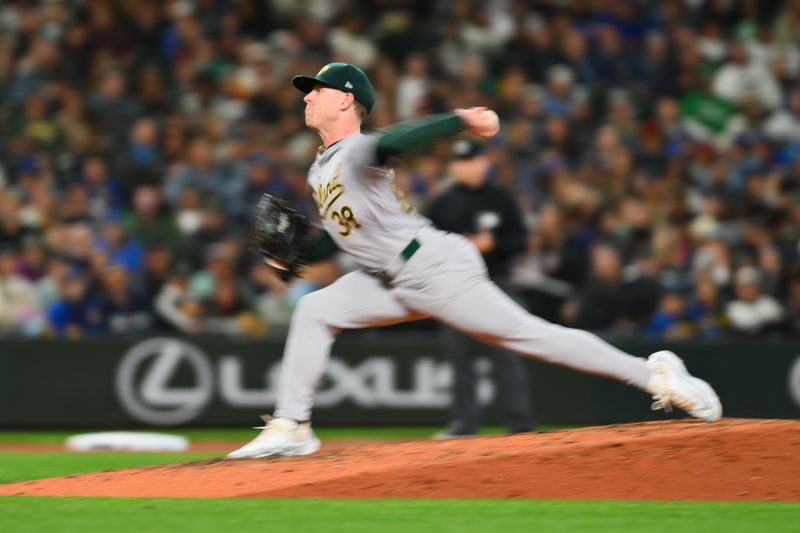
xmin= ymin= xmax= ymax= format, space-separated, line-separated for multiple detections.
xmin=163 ymin=135 xmax=226 ymax=208
xmin=139 ymin=243 xmax=174 ymax=305
xmin=590 ymin=24 xmax=643 ymax=88
xmin=10 ymin=93 xmax=62 ymax=152
xmin=561 ymin=29 xmax=597 ymax=87
xmin=56 ymin=223 xmax=94 ymax=271
xmin=92 ymin=211 xmax=145 ymax=274
xmin=55 ymin=89 xmax=94 ymax=155
xmin=251 ymin=263 xmax=297 ymax=330
xmin=47 ymin=270 xmax=103 ymax=338
xmin=136 ymin=66 xmax=173 ymax=117
xmin=114 ymin=117 xmax=164 ymax=200
xmin=0 ymin=193 xmax=28 ymax=247
xmin=35 ymin=254 xmax=71 ymax=314
xmin=396 ymin=53 xmax=430 ymax=120
xmin=713 ymin=40 xmax=782 ymax=110
xmin=174 ymin=187 xmax=205 ymax=238
xmin=154 ymin=262 xmax=201 ymax=334
xmin=125 ymin=185 xmax=184 ymax=252
xmin=199 ymin=277 xmax=264 ymax=337
xmin=183 ymin=199 xmax=232 ymax=267
xmin=538 ymin=115 xmax=582 ymax=162
xmin=686 ymin=274 xmax=728 ymax=339
xmin=564 ymin=243 xmax=626 ymax=332
xmin=56 ymin=183 xmax=92 ymax=224
xmin=645 ymin=291 xmax=694 ymax=339
xmin=15 ymin=236 xmax=48 ymax=283
xmin=328 ymin=12 xmax=378 ymax=70
xmin=87 ymin=70 xmax=141 ymax=150
xmin=517 ymin=202 xmax=589 ymax=288
xmin=246 ymin=61 xmax=283 ymax=124
xmin=541 ymin=65 xmax=582 ymax=118
xmin=459 ymin=4 xmax=514 ymax=55
xmin=621 ymin=249 xmax=663 ymax=328
xmin=726 ymin=266 xmax=785 ymax=336
xmin=7 ymin=37 xmax=63 ymax=103
xmin=129 ymin=1 xmax=167 ymax=65
xmin=0 ymin=246 xmax=43 ymax=336
xmin=188 ymin=241 xmax=240 ymax=302
xmin=224 ymin=152 xmax=290 ymax=223
xmin=97 ymin=265 xmax=153 ymax=334
xmin=80 ymin=156 xmax=124 ymax=220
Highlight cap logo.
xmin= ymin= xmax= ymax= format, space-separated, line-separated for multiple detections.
xmin=345 ymin=81 xmax=353 ymax=89
xmin=317 ymin=65 xmax=331 ymax=76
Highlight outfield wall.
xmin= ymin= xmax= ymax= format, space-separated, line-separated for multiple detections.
xmin=1 ymin=334 xmax=798 ymax=427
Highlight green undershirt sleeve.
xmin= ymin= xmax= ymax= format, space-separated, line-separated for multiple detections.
xmin=302 ymin=230 xmax=339 ymax=263
xmin=375 ymin=112 xmax=466 ymax=164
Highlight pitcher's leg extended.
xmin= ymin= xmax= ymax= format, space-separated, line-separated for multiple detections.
xmin=431 ymin=279 xmax=721 ymax=421
xmin=437 ymin=280 xmax=652 ymax=389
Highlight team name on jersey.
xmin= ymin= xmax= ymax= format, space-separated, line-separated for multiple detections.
xmin=310 ymin=163 xmax=363 ymax=237
xmin=312 ymin=164 xmax=344 ymax=217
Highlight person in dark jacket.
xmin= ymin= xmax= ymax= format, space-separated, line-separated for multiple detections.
xmin=427 ymin=139 xmax=535 ymax=437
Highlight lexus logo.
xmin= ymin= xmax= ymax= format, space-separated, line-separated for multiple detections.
xmin=789 ymin=356 xmax=800 ymax=410
xmin=115 ymin=337 xmax=494 ymax=425
xmin=116 ymin=338 xmax=213 ymax=425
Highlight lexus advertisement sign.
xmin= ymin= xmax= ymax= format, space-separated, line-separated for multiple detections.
xmin=113 ymin=337 xmax=493 ymax=426
xmin=0 ymin=336 xmax=798 ymax=427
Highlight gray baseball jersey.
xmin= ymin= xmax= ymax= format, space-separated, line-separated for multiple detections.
xmin=307 ymin=134 xmax=428 ymax=271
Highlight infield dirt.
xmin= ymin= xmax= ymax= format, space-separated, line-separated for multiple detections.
xmin=1 ymin=419 xmax=798 ymax=501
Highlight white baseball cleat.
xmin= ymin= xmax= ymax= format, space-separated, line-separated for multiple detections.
xmin=647 ymin=350 xmax=722 ymax=422
xmin=226 ymin=416 xmax=321 ymax=459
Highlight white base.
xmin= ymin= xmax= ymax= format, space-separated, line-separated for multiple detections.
xmin=65 ymin=432 xmax=190 ymax=452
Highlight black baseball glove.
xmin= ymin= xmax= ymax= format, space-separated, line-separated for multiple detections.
xmin=252 ymin=194 xmax=312 ymax=281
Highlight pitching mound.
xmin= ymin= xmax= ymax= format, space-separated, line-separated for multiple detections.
xmin=2 ymin=419 xmax=799 ymax=501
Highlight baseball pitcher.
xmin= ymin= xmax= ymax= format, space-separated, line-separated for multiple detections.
xmin=228 ymin=63 xmax=721 ymax=459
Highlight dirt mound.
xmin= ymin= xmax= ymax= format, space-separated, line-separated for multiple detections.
xmin=2 ymin=419 xmax=799 ymax=501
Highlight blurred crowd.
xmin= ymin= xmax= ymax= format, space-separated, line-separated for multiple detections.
xmin=1 ymin=0 xmax=800 ymax=340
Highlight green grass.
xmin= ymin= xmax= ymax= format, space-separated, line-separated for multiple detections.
xmin=1 ymin=429 xmax=796 ymax=532
xmin=0 ymin=426 xmax=516 ymax=444
xmin=0 ymin=452 xmax=218 ymax=484
xmin=0 ymin=497 xmax=797 ymax=532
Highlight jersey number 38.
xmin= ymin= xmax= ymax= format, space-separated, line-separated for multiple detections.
xmin=331 ymin=205 xmax=361 ymax=237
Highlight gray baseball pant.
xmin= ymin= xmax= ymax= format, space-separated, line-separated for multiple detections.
xmin=275 ymin=226 xmax=652 ymax=421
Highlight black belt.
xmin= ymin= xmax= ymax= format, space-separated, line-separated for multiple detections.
xmin=373 ymin=238 xmax=421 ymax=286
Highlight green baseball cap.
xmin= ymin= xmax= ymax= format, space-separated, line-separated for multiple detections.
xmin=292 ymin=62 xmax=376 ymax=113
